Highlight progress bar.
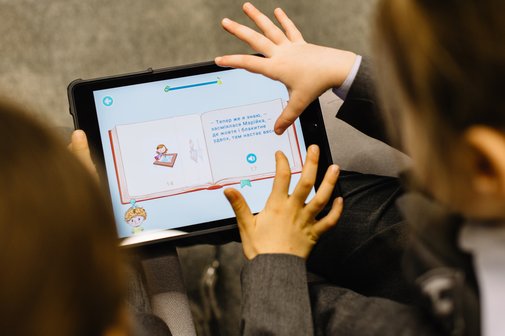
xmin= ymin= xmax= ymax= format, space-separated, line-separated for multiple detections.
xmin=164 ymin=78 xmax=222 ymax=92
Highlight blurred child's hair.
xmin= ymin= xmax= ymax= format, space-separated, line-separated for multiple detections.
xmin=0 ymin=101 xmax=125 ymax=336
xmin=375 ymin=0 xmax=505 ymax=152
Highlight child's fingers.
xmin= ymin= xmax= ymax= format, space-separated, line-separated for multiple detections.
xmin=305 ymin=164 xmax=340 ymax=216
xmin=215 ymin=54 xmax=272 ymax=77
xmin=267 ymin=151 xmax=292 ymax=204
xmin=70 ymin=130 xmax=98 ymax=180
xmin=274 ymin=93 xmax=308 ymax=135
xmin=70 ymin=129 xmax=89 ymax=153
xmin=224 ymin=188 xmax=254 ymax=230
xmin=221 ymin=18 xmax=275 ymax=56
xmin=312 ymin=197 xmax=343 ymax=238
xmin=274 ymin=7 xmax=304 ymax=42
xmin=242 ymin=2 xmax=288 ymax=45
xmin=291 ymin=145 xmax=319 ymax=203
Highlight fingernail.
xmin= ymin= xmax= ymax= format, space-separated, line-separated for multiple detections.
xmin=331 ymin=164 xmax=340 ymax=174
xmin=224 ymin=189 xmax=235 ymax=201
xmin=274 ymin=127 xmax=284 ymax=135
xmin=337 ymin=197 xmax=343 ymax=204
xmin=72 ymin=129 xmax=85 ymax=139
xmin=310 ymin=145 xmax=319 ymax=154
xmin=243 ymin=2 xmax=252 ymax=9
xmin=222 ymin=18 xmax=231 ymax=25
xmin=215 ymin=56 xmax=222 ymax=63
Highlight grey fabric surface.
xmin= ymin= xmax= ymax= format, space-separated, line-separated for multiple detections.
xmin=309 ymin=282 xmax=438 ymax=335
xmin=239 ymin=254 xmax=438 ymax=336
xmin=178 ymin=243 xmax=245 ymax=336
xmin=241 ymin=254 xmax=313 ymax=336
xmin=143 ymin=254 xmax=187 ymax=295
xmin=151 ymin=293 xmax=196 ymax=336
xmin=126 ymin=262 xmax=153 ymax=315
xmin=142 ymin=253 xmax=196 ymax=335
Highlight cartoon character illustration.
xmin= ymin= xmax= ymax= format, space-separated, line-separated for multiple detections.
xmin=124 ymin=200 xmax=147 ymax=235
xmin=154 ymin=144 xmax=167 ymax=161
xmin=153 ymin=144 xmax=177 ymax=167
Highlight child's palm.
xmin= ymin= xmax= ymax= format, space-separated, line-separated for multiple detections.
xmin=216 ymin=2 xmax=356 ymax=135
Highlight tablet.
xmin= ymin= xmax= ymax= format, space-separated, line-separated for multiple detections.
xmin=68 ymin=60 xmax=334 ymax=247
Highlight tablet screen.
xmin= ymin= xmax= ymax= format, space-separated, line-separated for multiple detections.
xmin=91 ymin=68 xmax=312 ymax=243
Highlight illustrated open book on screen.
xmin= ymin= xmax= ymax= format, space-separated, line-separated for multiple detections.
xmin=109 ymin=99 xmax=303 ymax=204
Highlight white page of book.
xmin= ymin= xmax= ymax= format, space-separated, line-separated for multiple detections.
xmin=201 ymin=99 xmax=298 ymax=183
xmin=115 ymin=115 xmax=213 ymax=198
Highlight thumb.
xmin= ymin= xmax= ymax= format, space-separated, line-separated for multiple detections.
xmin=274 ymin=92 xmax=308 ymax=135
xmin=70 ymin=130 xmax=98 ymax=180
xmin=224 ymin=188 xmax=254 ymax=229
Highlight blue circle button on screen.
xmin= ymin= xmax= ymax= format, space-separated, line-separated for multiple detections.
xmin=103 ymin=96 xmax=113 ymax=106
xmin=246 ymin=153 xmax=257 ymax=164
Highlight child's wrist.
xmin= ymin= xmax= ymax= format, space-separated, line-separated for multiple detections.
xmin=328 ymin=49 xmax=358 ymax=89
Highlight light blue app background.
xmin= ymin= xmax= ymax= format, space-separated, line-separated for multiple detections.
xmin=94 ymin=69 xmax=312 ymax=239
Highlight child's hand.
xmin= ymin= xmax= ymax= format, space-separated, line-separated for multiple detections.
xmin=224 ymin=145 xmax=343 ymax=260
xmin=215 ymin=2 xmax=357 ymax=135
xmin=68 ymin=130 xmax=99 ymax=181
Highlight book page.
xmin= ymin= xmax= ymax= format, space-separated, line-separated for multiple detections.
xmin=201 ymin=99 xmax=302 ymax=184
xmin=113 ymin=115 xmax=213 ymax=201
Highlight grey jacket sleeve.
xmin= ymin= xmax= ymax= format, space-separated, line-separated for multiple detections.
xmin=240 ymin=254 xmax=314 ymax=336
xmin=241 ymin=254 xmax=442 ymax=336
xmin=336 ymin=58 xmax=393 ymax=147
xmin=310 ymin=283 xmax=442 ymax=336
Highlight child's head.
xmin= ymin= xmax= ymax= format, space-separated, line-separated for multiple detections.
xmin=124 ymin=206 xmax=147 ymax=227
xmin=375 ymin=0 xmax=505 ymax=220
xmin=0 ymin=101 xmax=126 ymax=335
xmin=156 ymin=144 xmax=167 ymax=154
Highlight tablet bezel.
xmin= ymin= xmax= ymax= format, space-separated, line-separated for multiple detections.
xmin=68 ymin=60 xmax=335 ymax=248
